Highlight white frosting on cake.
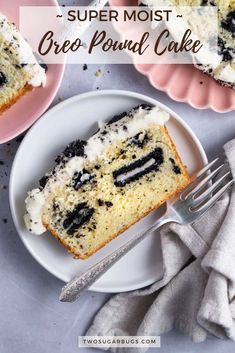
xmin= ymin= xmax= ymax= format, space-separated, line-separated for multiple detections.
xmin=24 ymin=189 xmax=47 ymax=234
xmin=24 ymin=105 xmax=170 ymax=235
xmin=65 ymin=156 xmax=84 ymax=177
xmin=0 ymin=12 xmax=46 ymax=87
xmin=216 ymin=64 xmax=235 ymax=83
xmin=86 ymin=106 xmax=169 ymax=161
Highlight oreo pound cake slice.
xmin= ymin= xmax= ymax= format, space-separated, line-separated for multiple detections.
xmin=24 ymin=105 xmax=190 ymax=259
xmin=141 ymin=0 xmax=235 ymax=89
xmin=173 ymin=0 xmax=235 ymax=89
xmin=0 ymin=12 xmax=46 ymax=113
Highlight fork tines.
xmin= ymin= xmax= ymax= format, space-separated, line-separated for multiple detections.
xmin=182 ymin=158 xmax=233 ymax=214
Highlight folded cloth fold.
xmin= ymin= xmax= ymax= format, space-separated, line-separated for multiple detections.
xmin=86 ymin=140 xmax=235 ymax=352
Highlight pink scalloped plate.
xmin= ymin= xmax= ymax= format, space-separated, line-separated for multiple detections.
xmin=110 ymin=0 xmax=235 ymax=113
xmin=0 ymin=0 xmax=65 ymax=144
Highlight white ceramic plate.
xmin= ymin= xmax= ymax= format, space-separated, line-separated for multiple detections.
xmin=9 ymin=90 xmax=207 ymax=293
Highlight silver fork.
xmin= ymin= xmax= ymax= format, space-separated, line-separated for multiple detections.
xmin=60 ymin=158 xmax=233 ymax=302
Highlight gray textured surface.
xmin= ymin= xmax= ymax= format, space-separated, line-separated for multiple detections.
xmin=0 ymin=0 xmax=235 ymax=352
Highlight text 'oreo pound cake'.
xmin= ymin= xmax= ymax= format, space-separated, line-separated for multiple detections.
xmin=24 ymin=105 xmax=190 ymax=259
xmin=0 ymin=12 xmax=47 ymax=113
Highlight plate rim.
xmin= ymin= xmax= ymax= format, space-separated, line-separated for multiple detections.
xmin=9 ymin=89 xmax=208 ymax=292
xmin=135 ymin=64 xmax=235 ymax=114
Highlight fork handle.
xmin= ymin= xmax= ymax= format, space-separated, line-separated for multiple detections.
xmin=59 ymin=214 xmax=172 ymax=302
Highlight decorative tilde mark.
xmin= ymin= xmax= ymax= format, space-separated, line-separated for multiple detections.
xmin=113 ymin=147 xmax=164 ymax=187
xmin=63 ymin=202 xmax=94 ymax=236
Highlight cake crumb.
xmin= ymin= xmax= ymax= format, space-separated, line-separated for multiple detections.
xmin=95 ymin=69 xmax=103 ymax=77
xmin=83 ymin=64 xmax=88 ymax=71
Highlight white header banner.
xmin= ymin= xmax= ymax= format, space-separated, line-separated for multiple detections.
xmin=20 ymin=6 xmax=219 ymax=65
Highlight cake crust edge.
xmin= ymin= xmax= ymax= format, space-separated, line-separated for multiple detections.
xmin=0 ymin=84 xmax=33 ymax=114
xmin=43 ymin=182 xmax=189 ymax=259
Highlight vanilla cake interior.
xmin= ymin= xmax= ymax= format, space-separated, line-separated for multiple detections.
xmin=24 ymin=105 xmax=190 ymax=259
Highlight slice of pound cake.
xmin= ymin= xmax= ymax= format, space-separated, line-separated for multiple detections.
xmin=0 ymin=12 xmax=47 ymax=113
xmin=24 ymin=105 xmax=190 ymax=259
xmin=172 ymin=0 xmax=235 ymax=89
xmin=140 ymin=0 xmax=235 ymax=89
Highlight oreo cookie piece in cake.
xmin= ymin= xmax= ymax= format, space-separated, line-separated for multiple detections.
xmin=24 ymin=105 xmax=190 ymax=259
xmin=0 ymin=12 xmax=47 ymax=113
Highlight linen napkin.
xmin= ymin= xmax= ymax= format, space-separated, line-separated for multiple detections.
xmin=86 ymin=139 xmax=235 ymax=352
